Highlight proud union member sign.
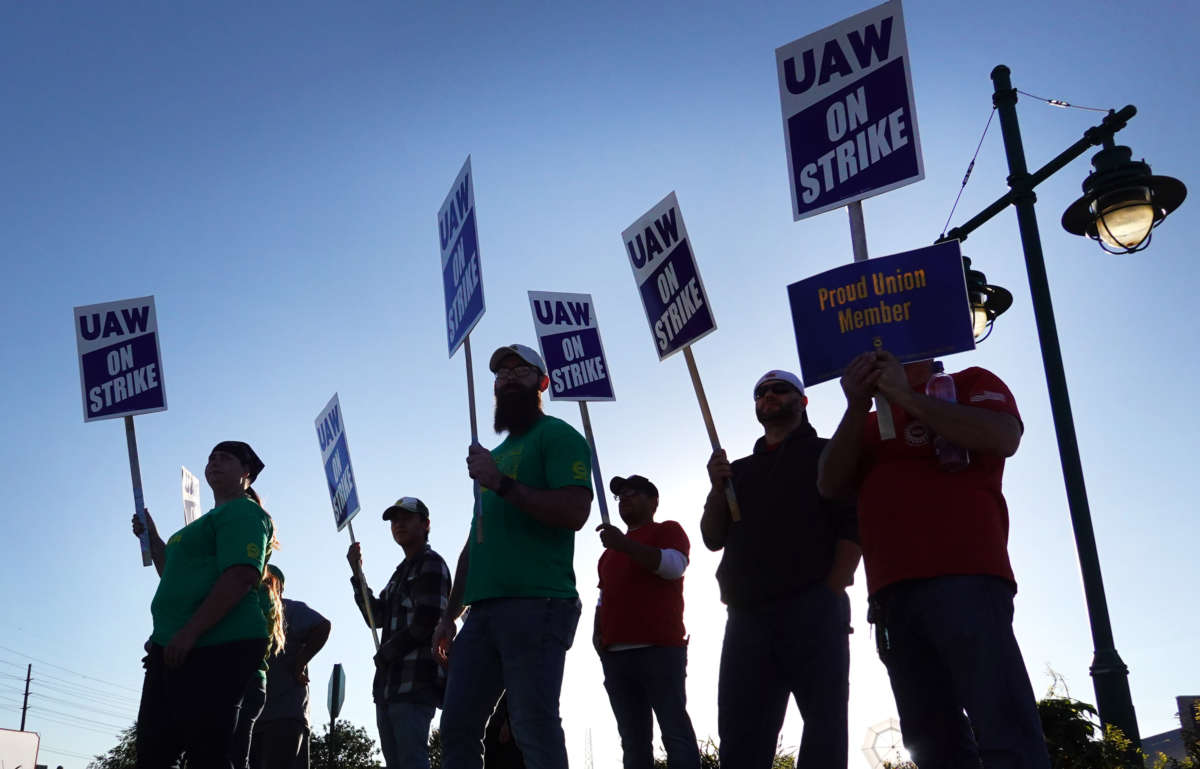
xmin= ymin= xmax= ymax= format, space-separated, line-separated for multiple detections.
xmin=787 ymin=241 xmax=973 ymax=385
xmin=776 ymin=0 xmax=923 ymax=222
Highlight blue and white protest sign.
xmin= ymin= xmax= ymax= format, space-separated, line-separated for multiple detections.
xmin=439 ymin=156 xmax=486 ymax=357
xmin=181 ymin=466 xmax=202 ymax=525
xmin=74 ymin=295 xmax=167 ymax=422
xmin=528 ymin=291 xmax=615 ymax=402
xmin=776 ymin=0 xmax=923 ymax=222
xmin=315 ymin=394 xmax=361 ymax=532
xmin=621 ymin=192 xmax=717 ymax=360
xmin=787 ymin=240 xmax=973 ymax=386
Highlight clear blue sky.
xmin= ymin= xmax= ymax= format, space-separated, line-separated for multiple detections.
xmin=2 ymin=2 xmax=1197 ymax=767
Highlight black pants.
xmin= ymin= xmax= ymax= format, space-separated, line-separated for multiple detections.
xmin=136 ymin=638 xmax=268 ymax=769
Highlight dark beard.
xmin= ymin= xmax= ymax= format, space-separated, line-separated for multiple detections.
xmin=755 ymin=398 xmax=799 ymax=427
xmin=494 ymin=386 xmax=542 ymax=434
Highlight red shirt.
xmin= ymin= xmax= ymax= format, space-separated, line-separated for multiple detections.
xmin=597 ymin=520 xmax=690 ymax=648
xmin=859 ymin=367 xmax=1021 ymax=595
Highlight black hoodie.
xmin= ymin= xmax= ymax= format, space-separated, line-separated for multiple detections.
xmin=715 ymin=421 xmax=859 ymax=608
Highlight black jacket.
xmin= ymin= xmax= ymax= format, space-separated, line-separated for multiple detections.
xmin=715 ymin=421 xmax=859 ymax=607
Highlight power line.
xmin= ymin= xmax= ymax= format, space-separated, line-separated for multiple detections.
xmin=39 ymin=744 xmax=101 ymax=761
xmin=0 ymin=645 xmax=141 ymax=694
xmin=29 ymin=691 xmax=135 ymax=722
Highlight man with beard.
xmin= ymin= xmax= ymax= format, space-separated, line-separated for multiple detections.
xmin=434 ymin=343 xmax=593 ymax=769
xmin=701 ymin=370 xmax=860 ymax=769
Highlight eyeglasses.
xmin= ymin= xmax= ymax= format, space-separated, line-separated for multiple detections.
xmin=754 ymin=382 xmax=797 ymax=399
xmin=496 ymin=365 xmax=536 ymax=380
xmin=613 ymin=489 xmax=642 ymax=501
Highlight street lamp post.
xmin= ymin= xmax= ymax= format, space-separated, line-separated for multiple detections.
xmin=937 ymin=65 xmax=1186 ymax=752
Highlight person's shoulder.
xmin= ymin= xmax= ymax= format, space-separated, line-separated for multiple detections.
xmin=215 ymin=496 xmax=270 ymax=523
xmin=419 ymin=547 xmax=452 ymax=574
xmin=653 ymin=520 xmax=690 ymax=544
xmin=538 ymin=414 xmax=584 ymax=439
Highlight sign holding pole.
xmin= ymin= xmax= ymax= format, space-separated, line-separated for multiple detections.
xmin=787 ymin=240 xmax=974 ymax=384
xmin=315 ymin=394 xmax=379 ymax=649
xmin=439 ymin=156 xmax=488 ymax=541
xmin=528 ymin=291 xmax=615 ymax=525
xmin=74 ymin=295 xmax=168 ymax=566
xmin=621 ymin=193 xmax=741 ymax=521
xmin=181 ymin=466 xmax=202 ymax=525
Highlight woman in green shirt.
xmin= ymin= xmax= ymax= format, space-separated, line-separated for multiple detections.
xmin=131 ymin=440 xmax=277 ymax=769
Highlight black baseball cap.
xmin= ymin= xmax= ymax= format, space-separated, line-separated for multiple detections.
xmin=382 ymin=497 xmax=430 ymax=521
xmin=608 ymin=474 xmax=659 ymax=498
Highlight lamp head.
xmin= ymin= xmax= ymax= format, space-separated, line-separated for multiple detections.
xmin=1062 ymin=144 xmax=1187 ymax=254
xmin=964 ymin=256 xmax=1012 ymax=342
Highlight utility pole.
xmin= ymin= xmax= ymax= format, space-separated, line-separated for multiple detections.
xmin=19 ymin=664 xmax=31 ymax=731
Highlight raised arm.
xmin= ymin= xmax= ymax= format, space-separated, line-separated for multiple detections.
xmin=817 ymin=352 xmax=879 ymax=500
xmin=131 ymin=508 xmax=167 ymax=576
xmin=875 ymin=352 xmax=1021 ymax=457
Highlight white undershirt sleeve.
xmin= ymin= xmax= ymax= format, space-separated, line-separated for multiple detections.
xmin=654 ymin=548 xmax=688 ymax=580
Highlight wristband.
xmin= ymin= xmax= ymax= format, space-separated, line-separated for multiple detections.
xmin=496 ymin=476 xmax=515 ymax=498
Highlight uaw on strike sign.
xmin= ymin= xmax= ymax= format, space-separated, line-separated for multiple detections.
xmin=316 ymin=394 xmax=361 ymax=532
xmin=621 ymin=192 xmax=717 ymax=360
xmin=74 ymin=296 xmax=167 ymax=422
xmin=776 ymin=0 xmax=923 ymax=222
xmin=528 ymin=291 xmax=615 ymax=401
xmin=439 ymin=156 xmax=485 ymax=357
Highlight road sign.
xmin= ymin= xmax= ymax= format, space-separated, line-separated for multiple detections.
xmin=528 ymin=291 xmax=615 ymax=401
xmin=620 ymin=192 xmax=717 ymax=360
xmin=776 ymin=0 xmax=923 ymax=221
xmin=74 ymin=295 xmax=167 ymax=422
xmin=787 ymin=240 xmax=973 ymax=385
xmin=0 ymin=728 xmax=39 ymax=769
xmin=327 ymin=663 xmax=345 ymax=721
xmin=181 ymin=466 xmax=202 ymax=525
xmin=439 ymin=156 xmax=486 ymax=356
xmin=315 ymin=394 xmax=361 ymax=532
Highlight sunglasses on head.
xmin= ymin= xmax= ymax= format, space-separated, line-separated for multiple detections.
xmin=754 ymin=382 xmax=797 ymax=399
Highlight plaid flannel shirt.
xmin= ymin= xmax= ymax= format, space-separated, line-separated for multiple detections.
xmin=351 ymin=543 xmax=451 ymax=706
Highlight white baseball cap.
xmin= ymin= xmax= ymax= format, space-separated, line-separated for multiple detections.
xmin=753 ymin=370 xmax=805 ymax=399
xmin=488 ymin=343 xmax=547 ymax=374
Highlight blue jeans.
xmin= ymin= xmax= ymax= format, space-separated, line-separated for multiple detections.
xmin=376 ymin=702 xmax=435 ymax=769
xmin=718 ymin=585 xmax=850 ymax=769
xmin=440 ymin=597 xmax=581 ymax=769
xmin=873 ymin=576 xmax=1051 ymax=769
xmin=601 ymin=646 xmax=700 ymax=769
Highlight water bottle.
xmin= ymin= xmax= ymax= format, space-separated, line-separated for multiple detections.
xmin=925 ymin=362 xmax=970 ymax=472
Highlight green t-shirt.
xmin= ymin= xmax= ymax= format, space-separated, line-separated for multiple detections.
xmin=463 ymin=415 xmax=592 ymax=604
xmin=150 ymin=497 xmax=274 ymax=647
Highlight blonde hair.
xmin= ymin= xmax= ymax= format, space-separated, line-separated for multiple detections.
xmin=261 ymin=568 xmax=286 ymax=655
xmin=245 ymin=487 xmax=285 ymax=654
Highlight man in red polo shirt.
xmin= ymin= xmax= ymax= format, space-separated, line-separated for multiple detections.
xmin=595 ymin=474 xmax=700 ymax=769
xmin=818 ymin=350 xmax=1050 ymax=769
